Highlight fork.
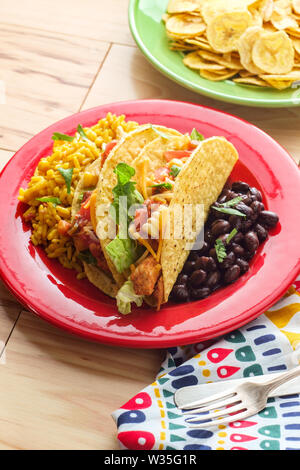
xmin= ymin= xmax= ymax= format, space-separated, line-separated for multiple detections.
xmin=179 ymin=364 xmax=300 ymax=428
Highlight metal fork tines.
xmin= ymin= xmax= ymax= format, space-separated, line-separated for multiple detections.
xmin=181 ymin=388 xmax=250 ymax=428
xmin=178 ymin=364 xmax=300 ymax=428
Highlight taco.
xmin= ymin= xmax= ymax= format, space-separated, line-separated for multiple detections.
xmin=66 ymin=124 xmax=181 ymax=298
xmin=95 ymin=126 xmax=239 ymax=314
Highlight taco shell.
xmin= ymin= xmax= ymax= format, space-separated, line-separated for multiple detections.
xmin=72 ymin=159 xmax=118 ymax=299
xmin=161 ymin=136 xmax=239 ymax=302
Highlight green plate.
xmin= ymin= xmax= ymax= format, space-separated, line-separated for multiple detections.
xmin=128 ymin=0 xmax=300 ymax=108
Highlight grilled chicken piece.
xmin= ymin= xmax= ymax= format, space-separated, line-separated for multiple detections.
xmin=131 ymin=255 xmax=161 ymax=296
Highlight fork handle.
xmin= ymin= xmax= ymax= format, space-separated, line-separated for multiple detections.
xmin=262 ymin=364 xmax=300 ymax=395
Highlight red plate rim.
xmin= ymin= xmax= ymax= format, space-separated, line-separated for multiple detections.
xmin=0 ymin=99 xmax=299 ymax=349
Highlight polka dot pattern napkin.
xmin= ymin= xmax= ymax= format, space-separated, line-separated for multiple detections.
xmin=112 ymin=276 xmax=300 ymax=450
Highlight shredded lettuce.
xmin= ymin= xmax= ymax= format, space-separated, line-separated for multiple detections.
xmin=105 ymin=236 xmax=144 ymax=274
xmin=190 ymin=128 xmax=204 ymax=141
xmin=116 ymin=280 xmax=143 ymax=315
xmin=106 ymin=163 xmax=145 ymax=273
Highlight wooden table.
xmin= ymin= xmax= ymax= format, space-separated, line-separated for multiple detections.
xmin=0 ymin=0 xmax=299 ymax=450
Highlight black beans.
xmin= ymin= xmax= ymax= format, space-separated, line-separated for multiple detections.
xmin=221 ymin=251 xmax=236 ymax=269
xmin=172 ymin=285 xmax=189 ymax=302
xmin=176 ymin=274 xmax=188 ymax=285
xmin=224 ymin=265 xmax=241 ymax=284
xmin=211 ymin=219 xmax=231 ymax=237
xmin=225 ymin=190 xmax=239 ymax=201
xmin=243 ymin=231 xmax=259 ymax=253
xmin=196 ymin=241 xmax=208 ymax=256
xmin=241 ymin=219 xmax=253 ymax=233
xmin=190 ymin=269 xmax=207 ymax=287
xmin=206 ymin=271 xmax=221 ymax=289
xmin=249 ymin=187 xmax=262 ymax=202
xmin=229 ymin=215 xmax=242 ymax=230
xmin=232 ymin=243 xmax=245 ymax=257
xmin=171 ymin=180 xmax=279 ymax=304
xmin=231 ymin=181 xmax=250 ymax=193
xmin=195 ymin=256 xmax=216 ymax=272
xmin=251 ymin=200 xmax=264 ymax=216
xmin=183 ymin=261 xmax=195 ymax=274
xmin=235 ymin=202 xmax=253 ymax=219
xmin=258 ymin=210 xmax=279 ymax=229
xmin=236 ymin=258 xmax=249 ymax=274
xmin=255 ymin=223 xmax=268 ymax=242
xmin=190 ymin=287 xmax=211 ymax=300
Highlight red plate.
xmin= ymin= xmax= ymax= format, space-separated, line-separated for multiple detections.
xmin=0 ymin=100 xmax=299 ymax=348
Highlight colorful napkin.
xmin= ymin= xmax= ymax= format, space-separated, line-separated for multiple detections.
xmin=112 ymin=276 xmax=300 ymax=450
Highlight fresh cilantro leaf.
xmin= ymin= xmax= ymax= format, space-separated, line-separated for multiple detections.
xmin=52 ymin=132 xmax=74 ymax=142
xmin=36 ymin=197 xmax=61 ymax=207
xmin=226 ymin=228 xmax=238 ymax=244
xmin=77 ymin=124 xmax=94 ymax=144
xmin=215 ymin=239 xmax=227 ymax=263
xmin=58 ymin=167 xmax=73 ymax=194
xmin=77 ymin=250 xmax=97 ymax=265
xmin=190 ymin=128 xmax=204 ymax=141
xmin=170 ymin=165 xmax=181 ymax=178
xmin=151 ymin=182 xmax=173 ymax=191
xmin=150 ymin=125 xmax=171 ymax=140
xmin=114 ymin=162 xmax=135 ymax=185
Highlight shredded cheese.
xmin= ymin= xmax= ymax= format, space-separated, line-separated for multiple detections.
xmin=136 ymin=236 xmax=157 ymax=260
xmin=149 ymin=192 xmax=173 ymax=202
xmin=136 ymin=157 xmax=150 ymax=200
xmin=89 ymin=190 xmax=98 ymax=233
xmin=156 ymin=206 xmax=168 ymax=263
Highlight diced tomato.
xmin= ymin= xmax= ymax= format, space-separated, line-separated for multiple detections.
xmin=188 ymin=140 xmax=200 ymax=150
xmin=89 ymin=242 xmax=110 ymax=272
xmin=134 ymin=206 xmax=149 ymax=232
xmin=77 ymin=196 xmax=92 ymax=223
xmin=102 ymin=140 xmax=118 ymax=166
xmin=58 ymin=220 xmax=72 ymax=236
xmin=133 ymin=200 xmax=163 ymax=234
xmin=154 ymin=166 xmax=169 ymax=182
xmin=164 ymin=150 xmax=193 ymax=162
xmin=74 ymin=227 xmax=98 ymax=252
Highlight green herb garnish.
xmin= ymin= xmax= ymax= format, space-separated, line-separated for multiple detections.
xmin=110 ymin=163 xmax=144 ymax=228
xmin=220 ymin=196 xmax=243 ymax=207
xmin=215 ymin=239 xmax=227 ymax=263
xmin=212 ymin=196 xmax=246 ymax=218
xmin=78 ymin=250 xmax=97 ymax=265
xmin=212 ymin=206 xmax=246 ymax=218
xmin=57 ymin=167 xmax=73 ymax=194
xmin=150 ymin=125 xmax=171 ymax=140
xmin=151 ymin=182 xmax=173 ymax=191
xmin=36 ymin=197 xmax=61 ymax=207
xmin=170 ymin=165 xmax=181 ymax=178
xmin=226 ymin=228 xmax=238 ymax=245
xmin=190 ymin=128 xmax=204 ymax=141
xmin=77 ymin=124 xmax=94 ymax=144
xmin=52 ymin=132 xmax=74 ymax=142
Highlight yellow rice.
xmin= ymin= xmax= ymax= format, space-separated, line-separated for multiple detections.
xmin=19 ymin=113 xmax=139 ymax=274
